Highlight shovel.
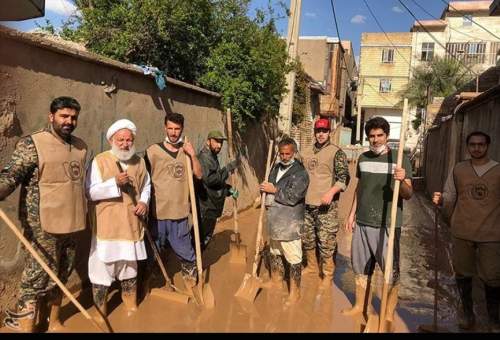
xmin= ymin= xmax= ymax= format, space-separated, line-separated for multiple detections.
xmin=185 ymin=137 xmax=215 ymax=309
xmin=0 ymin=208 xmax=112 ymax=333
xmin=234 ymin=140 xmax=274 ymax=302
xmin=365 ymin=98 xmax=409 ymax=333
xmin=114 ymin=161 xmax=189 ymax=304
xmin=226 ymin=108 xmax=247 ymax=264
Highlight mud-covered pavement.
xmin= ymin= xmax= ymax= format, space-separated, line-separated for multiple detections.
xmin=1 ymin=165 xmax=491 ymax=333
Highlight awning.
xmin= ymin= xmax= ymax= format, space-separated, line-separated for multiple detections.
xmin=0 ymin=0 xmax=45 ymax=21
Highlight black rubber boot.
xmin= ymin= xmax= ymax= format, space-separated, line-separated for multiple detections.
xmin=484 ymin=284 xmax=500 ymax=333
xmin=456 ymin=277 xmax=475 ymax=330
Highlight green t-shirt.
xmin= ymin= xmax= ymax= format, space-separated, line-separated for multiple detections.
xmin=356 ymin=149 xmax=412 ymax=228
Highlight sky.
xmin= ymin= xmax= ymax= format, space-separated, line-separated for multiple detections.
xmin=2 ymin=0 xmax=455 ymax=59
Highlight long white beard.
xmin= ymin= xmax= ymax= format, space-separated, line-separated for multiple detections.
xmin=111 ymin=144 xmax=136 ymax=161
xmin=369 ymin=144 xmax=387 ymax=155
xmin=165 ymin=135 xmax=183 ymax=145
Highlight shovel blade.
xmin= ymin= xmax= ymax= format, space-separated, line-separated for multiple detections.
xmin=202 ymin=283 xmax=215 ymax=309
xmin=364 ymin=313 xmax=380 ymax=333
xmin=234 ymin=273 xmax=262 ymax=302
xmin=150 ymin=287 xmax=190 ymax=304
xmin=229 ymin=241 xmax=247 ymax=265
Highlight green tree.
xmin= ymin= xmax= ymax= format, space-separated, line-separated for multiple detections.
xmin=401 ymin=56 xmax=472 ymax=129
xmin=57 ymin=0 xmax=290 ymax=131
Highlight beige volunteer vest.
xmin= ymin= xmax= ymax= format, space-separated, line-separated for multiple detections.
xmin=31 ymin=130 xmax=87 ymax=234
xmin=451 ymin=161 xmax=500 ymax=242
xmin=302 ymin=143 xmax=339 ymax=206
xmin=93 ymin=151 xmax=147 ymax=241
xmin=146 ymin=143 xmax=190 ymax=220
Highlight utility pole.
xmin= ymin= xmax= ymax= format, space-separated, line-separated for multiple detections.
xmin=278 ymin=0 xmax=302 ymax=135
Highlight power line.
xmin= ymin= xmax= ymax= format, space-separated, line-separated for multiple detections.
xmin=397 ymin=0 xmax=478 ymax=76
xmin=409 ymin=0 xmax=486 ymax=41
xmin=439 ymin=0 xmax=500 ymax=41
xmin=362 ymin=0 xmax=412 ymax=67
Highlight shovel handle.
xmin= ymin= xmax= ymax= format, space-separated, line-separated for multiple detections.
xmin=226 ymin=109 xmax=240 ymax=235
xmin=378 ymin=98 xmax=409 ymax=332
xmin=0 ymin=208 xmax=111 ymax=333
xmin=251 ymin=140 xmax=274 ymax=277
xmin=184 ymin=137 xmax=205 ymax=304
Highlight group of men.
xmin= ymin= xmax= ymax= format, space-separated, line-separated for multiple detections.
xmin=1 ymin=95 xmax=497 ymax=333
xmin=0 ymin=97 xmax=237 ymax=332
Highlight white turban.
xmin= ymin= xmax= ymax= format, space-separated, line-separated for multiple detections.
xmin=106 ymin=119 xmax=137 ymax=140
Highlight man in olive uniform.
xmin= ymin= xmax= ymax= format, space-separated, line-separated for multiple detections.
xmin=196 ymin=130 xmax=238 ymax=250
xmin=0 ymin=97 xmax=87 ymax=332
xmin=301 ymin=118 xmax=349 ymax=291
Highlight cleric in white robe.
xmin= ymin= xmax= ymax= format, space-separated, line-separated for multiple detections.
xmin=85 ymin=119 xmax=150 ymax=316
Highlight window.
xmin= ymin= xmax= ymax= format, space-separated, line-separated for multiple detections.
xmin=381 ymin=49 xmax=394 ymax=63
xmin=446 ymin=42 xmax=486 ymax=64
xmin=421 ymin=42 xmax=434 ymax=61
xmin=379 ymin=79 xmax=391 ymax=93
xmin=463 ymin=14 xmax=473 ymax=27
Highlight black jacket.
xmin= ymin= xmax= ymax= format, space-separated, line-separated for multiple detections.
xmin=196 ymin=146 xmax=231 ymax=219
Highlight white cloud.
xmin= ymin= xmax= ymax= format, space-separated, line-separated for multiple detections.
xmin=350 ymin=14 xmax=366 ymax=24
xmin=305 ymin=12 xmax=317 ymax=18
xmin=392 ymin=6 xmax=404 ymax=13
xmin=45 ymin=0 xmax=78 ymax=16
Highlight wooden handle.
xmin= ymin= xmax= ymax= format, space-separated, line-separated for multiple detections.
xmin=0 ymin=208 xmax=111 ymax=333
xmin=251 ymin=140 xmax=274 ymax=276
xmin=226 ymin=109 xmax=239 ymax=235
xmin=184 ymin=137 xmax=204 ymax=295
xmin=379 ymin=98 xmax=409 ymax=332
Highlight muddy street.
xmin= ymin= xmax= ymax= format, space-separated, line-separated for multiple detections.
xmin=0 ymin=169 xmax=478 ymax=333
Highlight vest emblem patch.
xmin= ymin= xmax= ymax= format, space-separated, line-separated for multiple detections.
xmin=64 ymin=161 xmax=83 ymax=181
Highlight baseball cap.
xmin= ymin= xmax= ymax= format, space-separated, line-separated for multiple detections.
xmin=314 ymin=118 xmax=330 ymax=130
xmin=207 ymin=130 xmax=227 ymax=140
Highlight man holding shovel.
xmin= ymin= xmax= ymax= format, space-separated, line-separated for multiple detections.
xmin=260 ymin=137 xmax=309 ymax=304
xmin=196 ymin=130 xmax=239 ymax=250
xmin=86 ymin=119 xmax=150 ymax=318
xmin=344 ymin=117 xmax=413 ymax=331
xmin=0 ymin=97 xmax=87 ymax=332
xmin=145 ymin=113 xmax=202 ymax=293
xmin=301 ymin=118 xmax=349 ymax=290
xmin=433 ymin=131 xmax=500 ymax=332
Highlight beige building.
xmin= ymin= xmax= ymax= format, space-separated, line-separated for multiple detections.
xmin=297 ymin=36 xmax=357 ymax=145
xmin=357 ymin=32 xmax=413 ymax=145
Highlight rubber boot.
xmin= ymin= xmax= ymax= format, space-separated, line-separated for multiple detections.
xmin=92 ymin=284 xmax=109 ymax=322
xmin=319 ymin=257 xmax=335 ymax=291
xmin=456 ymin=277 xmax=475 ymax=330
xmin=381 ymin=283 xmax=400 ymax=333
xmin=287 ymin=263 xmax=302 ymax=305
xmin=262 ymin=254 xmax=285 ymax=289
xmin=181 ymin=260 xmax=198 ymax=297
xmin=4 ymin=300 xmax=37 ymax=333
xmin=121 ymin=278 xmax=138 ymax=314
xmin=302 ymin=249 xmax=319 ymax=276
xmin=47 ymin=291 xmax=65 ymax=331
xmin=341 ymin=275 xmax=374 ymax=320
xmin=484 ymin=284 xmax=500 ymax=333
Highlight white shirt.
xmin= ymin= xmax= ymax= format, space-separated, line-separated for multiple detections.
xmin=86 ymin=157 xmax=151 ymax=262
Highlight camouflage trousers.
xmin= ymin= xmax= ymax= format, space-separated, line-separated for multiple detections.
xmin=17 ymin=221 xmax=76 ymax=309
xmin=302 ymin=202 xmax=340 ymax=260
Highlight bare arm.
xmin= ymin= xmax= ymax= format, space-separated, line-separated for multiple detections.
xmin=345 ymin=184 xmax=358 ymax=232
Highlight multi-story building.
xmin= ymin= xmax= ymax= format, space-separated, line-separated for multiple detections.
xmin=296 ymin=36 xmax=357 ymax=146
xmin=411 ymin=0 xmax=500 ymax=73
xmin=357 ymin=32 xmax=413 ymax=145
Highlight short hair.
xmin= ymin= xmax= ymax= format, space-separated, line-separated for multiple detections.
xmin=50 ymin=96 xmax=81 ymax=114
xmin=365 ymin=116 xmax=390 ymax=137
xmin=466 ymin=131 xmax=491 ymax=145
xmin=164 ymin=112 xmax=184 ymax=127
xmin=278 ymin=137 xmax=297 ymax=152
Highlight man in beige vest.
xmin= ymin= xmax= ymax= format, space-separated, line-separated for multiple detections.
xmin=145 ymin=112 xmax=202 ymax=292
xmin=301 ymin=118 xmax=349 ymax=291
xmin=0 ymin=97 xmax=87 ymax=332
xmin=86 ymin=119 xmax=150 ymax=319
xmin=433 ymin=131 xmax=500 ymax=332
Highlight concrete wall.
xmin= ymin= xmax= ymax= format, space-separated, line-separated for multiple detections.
xmin=0 ymin=27 xmax=271 ymax=317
